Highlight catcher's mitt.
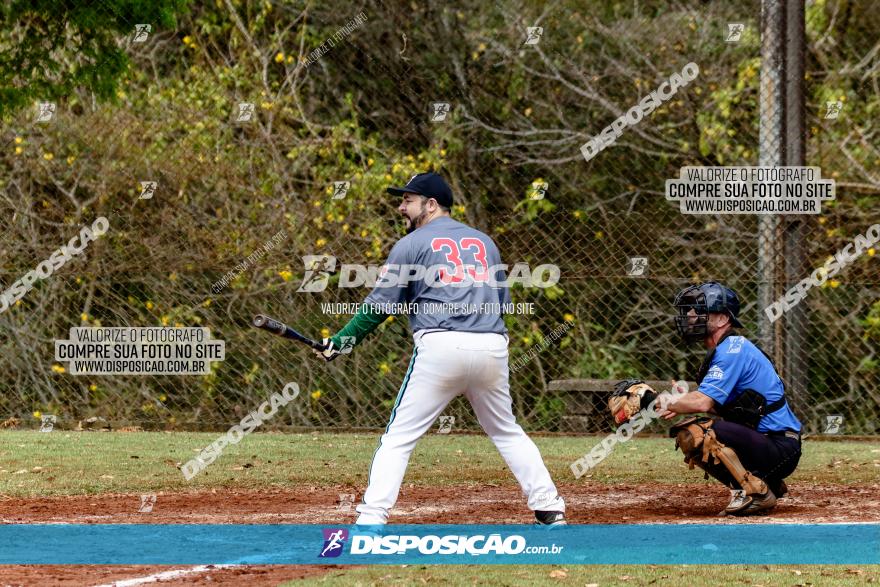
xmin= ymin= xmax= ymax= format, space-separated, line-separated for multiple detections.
xmin=609 ymin=379 xmax=658 ymax=425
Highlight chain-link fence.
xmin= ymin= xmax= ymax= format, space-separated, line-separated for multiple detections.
xmin=1 ymin=0 xmax=877 ymax=435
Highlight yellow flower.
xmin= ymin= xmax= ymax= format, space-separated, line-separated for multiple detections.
xmin=342 ymin=224 xmax=350 ymax=232
xmin=521 ymin=337 xmax=532 ymax=345
xmin=33 ymin=411 xmax=41 ymax=419
xmin=145 ymin=301 xmax=154 ymax=310
xmin=202 ymin=299 xmax=212 ymax=307
xmin=278 ymin=270 xmax=293 ymax=282
xmin=51 ymin=364 xmax=66 ymax=374
xmin=829 ymin=279 xmax=840 ymax=288
xmin=261 ymin=101 xmax=274 ymax=109
xmin=379 ymin=362 xmax=391 ymax=375
xmin=174 ymin=322 xmax=183 ymax=328
xmin=523 ymin=108 xmax=532 ymax=117
xmin=313 ymin=200 xmax=321 ymax=207
xmin=321 ymin=327 xmax=331 ymax=338
xmin=367 ymin=158 xmax=374 ymax=166
xmin=159 ymin=394 xmax=167 ymax=402
xmin=311 ymin=390 xmax=322 ymax=400
xmin=182 ymin=35 xmax=192 ymax=45
xmin=80 ymin=313 xmax=88 ymax=322
xmin=14 ymin=146 xmax=22 ymax=155
xmin=818 ymin=217 xmax=827 ymax=225
xmin=868 ymin=248 xmax=876 ymax=257
xmin=43 ymin=152 xmax=54 ymax=161
xmin=360 ymin=229 xmax=368 ymax=237
xmin=275 ymin=52 xmax=285 ymax=63
xmin=386 ymin=315 xmax=395 ymax=322
xmin=384 ymin=174 xmax=392 ymax=181
xmin=161 ymin=315 xmax=170 ymax=326
xmin=440 ymin=149 xmax=447 ymax=156
xmin=564 ymin=313 xmax=575 ymax=322
xmin=14 ymin=136 xmax=22 ymax=144
xmin=316 ymin=238 xmax=327 ymax=247
xmin=89 ymin=384 xmax=97 ymax=392
xmin=573 ymin=210 xmax=583 ymax=219
xmin=66 ymin=155 xmax=75 ymax=165
xmin=594 ymin=231 xmax=604 ymax=239
xmin=127 ymin=296 xmax=136 ymax=304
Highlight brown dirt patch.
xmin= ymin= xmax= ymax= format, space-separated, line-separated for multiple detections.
xmin=1 ymin=481 xmax=877 ymax=585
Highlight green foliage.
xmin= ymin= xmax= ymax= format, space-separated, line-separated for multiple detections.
xmin=0 ymin=0 xmax=189 ymax=119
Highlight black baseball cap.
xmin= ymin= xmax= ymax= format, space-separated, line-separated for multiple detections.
xmin=386 ymin=172 xmax=453 ymax=207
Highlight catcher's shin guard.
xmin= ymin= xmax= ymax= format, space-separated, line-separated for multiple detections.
xmin=669 ymin=417 xmax=769 ymax=496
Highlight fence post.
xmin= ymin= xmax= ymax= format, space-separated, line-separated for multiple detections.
xmin=783 ymin=1 xmax=808 ymax=417
xmin=758 ymin=0 xmax=785 ymax=356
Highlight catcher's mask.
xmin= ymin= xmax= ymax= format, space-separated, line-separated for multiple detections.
xmin=673 ymin=282 xmax=744 ymax=344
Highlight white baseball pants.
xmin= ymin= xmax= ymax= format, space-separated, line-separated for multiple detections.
xmin=355 ymin=330 xmax=565 ymax=525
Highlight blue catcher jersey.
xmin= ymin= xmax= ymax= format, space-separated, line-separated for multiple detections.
xmin=697 ymin=335 xmax=802 ymax=433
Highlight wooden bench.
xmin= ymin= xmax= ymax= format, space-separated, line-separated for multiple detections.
xmin=547 ymin=379 xmax=697 ymax=432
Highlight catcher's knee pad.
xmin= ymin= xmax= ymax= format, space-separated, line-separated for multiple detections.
xmin=669 ymin=416 xmax=713 ymax=462
xmin=669 ymin=417 xmax=768 ymax=496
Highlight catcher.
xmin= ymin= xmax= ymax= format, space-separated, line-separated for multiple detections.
xmin=611 ymin=282 xmax=802 ymax=516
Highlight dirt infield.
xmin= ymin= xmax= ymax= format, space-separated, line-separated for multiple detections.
xmin=2 ymin=481 xmax=878 ymax=586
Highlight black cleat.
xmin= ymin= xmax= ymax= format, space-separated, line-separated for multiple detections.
xmin=535 ymin=510 xmax=567 ymax=526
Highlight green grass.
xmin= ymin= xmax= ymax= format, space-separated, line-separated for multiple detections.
xmin=0 ymin=431 xmax=877 ymax=497
xmin=294 ymin=564 xmax=878 ymax=586
xmin=2 ymin=431 xmax=877 ymax=586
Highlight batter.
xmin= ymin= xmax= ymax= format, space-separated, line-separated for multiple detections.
xmin=314 ymin=172 xmax=566 ymax=526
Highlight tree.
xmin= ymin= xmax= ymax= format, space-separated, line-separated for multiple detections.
xmin=0 ymin=0 xmax=189 ymax=119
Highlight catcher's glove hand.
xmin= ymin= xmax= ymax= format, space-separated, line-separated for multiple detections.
xmin=609 ymin=379 xmax=658 ymax=425
xmin=313 ymin=338 xmax=342 ymax=362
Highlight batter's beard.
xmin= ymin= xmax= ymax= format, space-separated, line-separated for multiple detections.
xmin=405 ymin=203 xmax=430 ymax=234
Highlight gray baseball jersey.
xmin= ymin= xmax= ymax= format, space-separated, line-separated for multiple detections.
xmin=364 ymin=216 xmax=511 ymax=334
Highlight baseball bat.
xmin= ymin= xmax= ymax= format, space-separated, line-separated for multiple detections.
xmin=252 ymin=314 xmax=327 ymax=351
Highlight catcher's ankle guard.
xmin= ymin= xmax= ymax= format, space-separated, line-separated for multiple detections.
xmin=669 ymin=417 xmax=768 ymax=496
